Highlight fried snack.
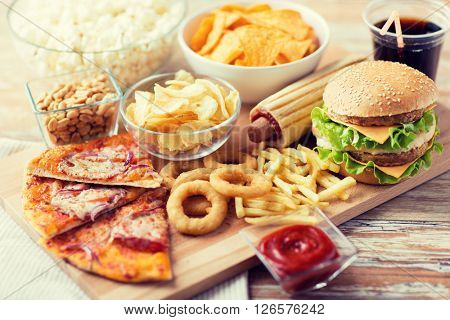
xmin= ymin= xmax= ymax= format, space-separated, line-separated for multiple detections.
xmin=235 ymin=197 xmax=245 ymax=218
xmin=125 ymin=70 xmax=239 ymax=156
xmin=160 ymin=159 xmax=204 ymax=188
xmin=190 ymin=4 xmax=319 ymax=66
xmin=182 ymin=196 xmax=212 ymax=217
xmin=171 ymin=168 xmax=214 ymax=216
xmin=167 ymin=181 xmax=228 ymax=235
xmin=210 ymin=165 xmax=272 ymax=198
xmin=171 ymin=168 xmax=213 ymax=191
xmin=248 ymin=54 xmax=367 ymax=146
xmin=236 ymin=145 xmax=357 ymax=225
xmin=203 ymin=150 xmax=257 ymax=169
xmin=244 ymin=207 xmax=319 ymax=225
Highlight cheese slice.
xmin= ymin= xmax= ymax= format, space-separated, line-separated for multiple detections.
xmin=331 ymin=118 xmax=397 ymax=144
xmin=376 ymin=162 xmax=414 ymax=178
xmin=376 ymin=140 xmax=434 ymax=178
xmin=329 ymin=105 xmax=437 ymax=145
xmin=348 ymin=142 xmax=433 ymax=179
xmin=349 ymin=155 xmax=412 ymax=178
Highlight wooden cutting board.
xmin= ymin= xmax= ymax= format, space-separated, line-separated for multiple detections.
xmin=1 ymin=46 xmax=450 ymax=299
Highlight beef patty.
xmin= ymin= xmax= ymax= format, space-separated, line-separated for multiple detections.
xmin=350 ymin=141 xmax=429 ymax=167
xmin=328 ymin=104 xmax=435 ymax=127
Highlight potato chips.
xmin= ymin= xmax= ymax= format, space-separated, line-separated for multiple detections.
xmin=126 ymin=70 xmax=239 ymax=155
xmin=190 ymin=3 xmax=319 ymax=66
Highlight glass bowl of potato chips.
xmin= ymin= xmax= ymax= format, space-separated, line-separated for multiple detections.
xmin=178 ymin=1 xmax=329 ymax=103
xmin=120 ymin=70 xmax=241 ymax=161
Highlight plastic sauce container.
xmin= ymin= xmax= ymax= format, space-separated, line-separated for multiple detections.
xmin=240 ymin=207 xmax=357 ymax=296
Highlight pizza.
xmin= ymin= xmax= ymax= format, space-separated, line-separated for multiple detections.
xmin=27 ymin=134 xmax=162 ymax=188
xmin=23 ymin=174 xmax=146 ymax=238
xmin=43 ymin=188 xmax=172 ymax=282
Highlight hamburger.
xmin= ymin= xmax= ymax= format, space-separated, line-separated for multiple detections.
xmin=311 ymin=60 xmax=442 ymax=185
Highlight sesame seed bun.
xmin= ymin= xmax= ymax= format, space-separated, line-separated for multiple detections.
xmin=323 ymin=61 xmax=438 ymax=118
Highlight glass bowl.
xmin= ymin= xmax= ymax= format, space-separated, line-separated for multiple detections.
xmin=240 ymin=206 xmax=357 ymax=296
xmin=27 ymin=68 xmax=122 ymax=147
xmin=120 ymin=72 xmax=241 ymax=161
xmin=7 ymin=0 xmax=187 ymax=87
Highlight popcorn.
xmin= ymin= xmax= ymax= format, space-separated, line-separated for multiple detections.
xmin=9 ymin=0 xmax=185 ymax=85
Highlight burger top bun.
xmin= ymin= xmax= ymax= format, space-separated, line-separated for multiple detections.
xmin=323 ymin=61 xmax=438 ymax=118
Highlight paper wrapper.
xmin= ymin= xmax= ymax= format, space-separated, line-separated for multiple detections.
xmin=250 ymin=54 xmax=367 ymax=148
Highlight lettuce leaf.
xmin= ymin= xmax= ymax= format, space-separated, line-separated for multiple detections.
xmin=317 ymin=141 xmax=443 ymax=184
xmin=311 ymin=105 xmax=436 ymax=152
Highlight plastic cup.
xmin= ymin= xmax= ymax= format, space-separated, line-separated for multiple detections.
xmin=363 ymin=0 xmax=449 ymax=80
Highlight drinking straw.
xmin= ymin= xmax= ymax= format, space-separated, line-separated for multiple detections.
xmin=379 ymin=10 xmax=404 ymax=48
xmin=393 ymin=14 xmax=405 ymax=48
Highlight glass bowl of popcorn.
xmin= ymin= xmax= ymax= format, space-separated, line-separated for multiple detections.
xmin=7 ymin=0 xmax=187 ymax=87
xmin=120 ymin=70 xmax=241 ymax=161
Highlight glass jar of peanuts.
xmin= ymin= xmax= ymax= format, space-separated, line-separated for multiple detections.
xmin=27 ymin=69 xmax=122 ymax=147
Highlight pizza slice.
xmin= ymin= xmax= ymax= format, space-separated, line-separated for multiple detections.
xmin=27 ymin=134 xmax=162 ymax=188
xmin=43 ymin=188 xmax=172 ymax=282
xmin=23 ymin=174 xmax=146 ymax=238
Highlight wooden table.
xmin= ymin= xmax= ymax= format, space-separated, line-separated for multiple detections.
xmin=0 ymin=0 xmax=449 ymax=299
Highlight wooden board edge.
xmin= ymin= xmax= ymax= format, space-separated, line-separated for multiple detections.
xmin=1 ymin=156 xmax=449 ymax=300
xmin=99 ymin=231 xmax=256 ymax=300
xmin=330 ymin=157 xmax=450 ymax=225
xmin=0 ymin=105 xmax=448 ymax=299
xmin=0 ymin=191 xmax=256 ymax=300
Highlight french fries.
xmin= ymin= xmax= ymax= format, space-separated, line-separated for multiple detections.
xmin=236 ymin=145 xmax=357 ymax=225
xmin=235 ymin=197 xmax=245 ymax=218
xmin=318 ymin=177 xmax=356 ymax=201
xmin=243 ymin=199 xmax=285 ymax=211
xmin=244 ymin=208 xmax=318 ymax=226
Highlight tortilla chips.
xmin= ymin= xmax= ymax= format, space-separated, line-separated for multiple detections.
xmin=190 ymin=3 xmax=319 ymax=66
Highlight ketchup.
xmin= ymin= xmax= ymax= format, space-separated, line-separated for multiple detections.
xmin=258 ymin=225 xmax=340 ymax=293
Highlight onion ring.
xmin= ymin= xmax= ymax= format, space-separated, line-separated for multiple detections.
xmin=210 ymin=165 xmax=272 ymax=198
xmin=171 ymin=168 xmax=213 ymax=191
xmin=183 ymin=196 xmax=211 ymax=216
xmin=167 ymin=181 xmax=228 ymax=235
xmin=203 ymin=151 xmax=257 ymax=169
xmin=171 ymin=168 xmax=214 ymax=216
xmin=159 ymin=159 xmax=204 ymax=189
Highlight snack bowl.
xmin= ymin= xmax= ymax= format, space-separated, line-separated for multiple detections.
xmin=178 ymin=0 xmax=330 ymax=103
xmin=240 ymin=207 xmax=357 ymax=296
xmin=120 ymin=73 xmax=241 ymax=161
xmin=7 ymin=0 xmax=187 ymax=87
xmin=27 ymin=68 xmax=122 ymax=147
